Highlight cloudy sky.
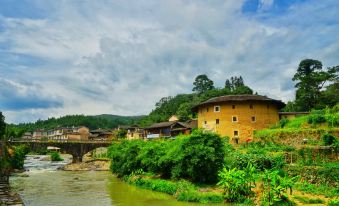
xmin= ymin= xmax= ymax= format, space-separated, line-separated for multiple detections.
xmin=0 ymin=0 xmax=338 ymax=123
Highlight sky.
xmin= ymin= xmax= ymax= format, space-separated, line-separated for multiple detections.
xmin=0 ymin=0 xmax=338 ymax=124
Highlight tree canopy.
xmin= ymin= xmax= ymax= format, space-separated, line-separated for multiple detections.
xmin=0 ymin=112 xmax=6 ymax=140
xmin=290 ymin=59 xmax=339 ymax=111
xmin=225 ymin=76 xmax=253 ymax=95
xmin=192 ymin=74 xmax=215 ymax=94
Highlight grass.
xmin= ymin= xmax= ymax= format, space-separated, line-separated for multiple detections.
xmin=294 ymin=181 xmax=339 ymax=198
xmin=125 ymin=174 xmax=225 ymax=204
xmin=293 ymin=195 xmax=324 ymax=204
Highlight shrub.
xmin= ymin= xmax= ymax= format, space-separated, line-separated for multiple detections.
xmin=173 ymin=130 xmax=225 ymax=183
xmin=217 ymin=163 xmax=256 ymax=202
xmin=328 ymin=199 xmax=339 ymax=206
xmin=226 ymin=151 xmax=285 ymax=171
xmin=9 ymin=145 xmax=30 ymax=169
xmin=50 ymin=152 xmax=63 ymax=161
xmin=109 ymin=140 xmax=143 ymax=177
xmin=279 ymin=118 xmax=289 ymax=128
xmin=322 ymin=133 xmax=337 ymax=146
xmin=109 ymin=130 xmax=225 ymax=184
xmin=308 ymin=110 xmax=326 ymax=125
xmin=261 ymin=170 xmax=299 ymax=206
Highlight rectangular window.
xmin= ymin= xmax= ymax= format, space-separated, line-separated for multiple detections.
xmin=214 ymin=106 xmax=220 ymax=112
xmin=234 ymin=131 xmax=238 ymax=137
xmin=204 ymin=121 xmax=207 ymax=125
xmin=251 ymin=116 xmax=256 ymax=122
xmin=250 ymin=104 xmax=253 ymax=109
xmin=232 ymin=116 xmax=238 ymax=122
xmin=216 ymin=119 xmax=219 ymax=124
xmin=232 ymin=105 xmax=235 ymax=109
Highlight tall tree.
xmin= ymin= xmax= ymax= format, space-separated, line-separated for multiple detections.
xmin=224 ymin=76 xmax=253 ymax=94
xmin=225 ymin=79 xmax=232 ymax=91
xmin=292 ymin=59 xmax=338 ymax=111
xmin=0 ymin=112 xmax=6 ymax=140
xmin=192 ymin=74 xmax=215 ymax=94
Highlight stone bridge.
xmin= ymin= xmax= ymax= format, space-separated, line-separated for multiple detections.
xmin=8 ymin=141 xmax=112 ymax=163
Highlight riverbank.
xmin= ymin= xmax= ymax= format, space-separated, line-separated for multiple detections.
xmin=0 ymin=179 xmax=24 ymax=206
xmin=62 ymin=159 xmax=110 ymax=171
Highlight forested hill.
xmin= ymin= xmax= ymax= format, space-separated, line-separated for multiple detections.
xmin=10 ymin=114 xmax=145 ymax=132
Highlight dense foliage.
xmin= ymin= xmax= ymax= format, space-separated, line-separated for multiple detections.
xmin=217 ymin=163 xmax=256 ymax=202
xmin=284 ymin=59 xmax=339 ymax=112
xmin=1 ymin=113 xmax=29 ymax=179
xmin=50 ymin=152 xmax=63 ymax=161
xmin=109 ymin=130 xmax=225 ymax=184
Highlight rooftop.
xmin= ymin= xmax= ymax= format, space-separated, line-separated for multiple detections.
xmin=192 ymin=95 xmax=286 ymax=111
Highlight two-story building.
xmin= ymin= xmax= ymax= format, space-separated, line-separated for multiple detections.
xmin=192 ymin=95 xmax=285 ymax=143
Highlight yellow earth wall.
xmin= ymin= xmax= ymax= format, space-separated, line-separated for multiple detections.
xmin=197 ymin=101 xmax=280 ymax=143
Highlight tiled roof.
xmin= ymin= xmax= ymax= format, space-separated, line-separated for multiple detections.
xmin=192 ymin=95 xmax=285 ymax=111
xmin=145 ymin=121 xmax=178 ymax=129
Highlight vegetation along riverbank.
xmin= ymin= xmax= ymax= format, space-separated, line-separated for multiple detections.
xmin=107 ymin=107 xmax=339 ymax=205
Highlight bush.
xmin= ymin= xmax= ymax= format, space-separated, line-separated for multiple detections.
xmin=9 ymin=145 xmax=30 ymax=169
xmin=322 ymin=133 xmax=337 ymax=146
xmin=261 ymin=170 xmax=299 ymax=206
xmin=217 ymin=163 xmax=256 ymax=202
xmin=109 ymin=140 xmax=143 ymax=177
xmin=328 ymin=199 xmax=339 ymax=206
xmin=279 ymin=118 xmax=289 ymax=128
xmin=172 ymin=130 xmax=225 ymax=183
xmin=50 ymin=152 xmax=63 ymax=161
xmin=225 ymin=151 xmax=285 ymax=171
xmin=108 ymin=130 xmax=225 ymax=184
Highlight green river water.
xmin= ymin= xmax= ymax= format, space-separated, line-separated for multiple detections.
xmin=9 ymin=155 xmax=226 ymax=206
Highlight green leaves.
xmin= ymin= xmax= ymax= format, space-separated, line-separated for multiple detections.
xmin=291 ymin=59 xmax=339 ymax=111
xmin=192 ymin=74 xmax=215 ymax=94
xmin=108 ymin=130 xmax=225 ymax=184
xmin=262 ymin=169 xmax=299 ymax=205
xmin=217 ymin=163 xmax=256 ymax=202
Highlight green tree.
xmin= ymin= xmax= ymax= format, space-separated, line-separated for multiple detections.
xmin=292 ymin=59 xmax=338 ymax=111
xmin=176 ymin=103 xmax=192 ymax=121
xmin=0 ymin=112 xmax=6 ymax=139
xmin=192 ymin=74 xmax=214 ymax=94
xmin=224 ymin=76 xmax=253 ymax=95
xmin=116 ymin=129 xmax=127 ymax=139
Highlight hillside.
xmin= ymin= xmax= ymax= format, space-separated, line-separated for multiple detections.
xmin=10 ymin=114 xmax=145 ymax=133
xmin=255 ymin=106 xmax=339 ymax=147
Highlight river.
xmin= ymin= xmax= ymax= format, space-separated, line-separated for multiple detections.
xmin=9 ymin=155 xmax=226 ymax=206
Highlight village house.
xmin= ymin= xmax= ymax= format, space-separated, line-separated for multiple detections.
xmin=124 ymin=126 xmax=145 ymax=140
xmin=89 ymin=129 xmax=114 ymax=141
xmin=192 ymin=95 xmax=285 ymax=144
xmin=29 ymin=126 xmax=90 ymax=142
xmin=32 ymin=129 xmax=48 ymax=141
xmin=144 ymin=118 xmax=197 ymax=139
xmin=22 ymin=132 xmax=33 ymax=140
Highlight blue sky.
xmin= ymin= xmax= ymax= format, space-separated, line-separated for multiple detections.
xmin=0 ymin=0 xmax=338 ymax=123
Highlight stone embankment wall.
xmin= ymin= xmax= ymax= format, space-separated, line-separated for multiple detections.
xmin=0 ymin=180 xmax=24 ymax=206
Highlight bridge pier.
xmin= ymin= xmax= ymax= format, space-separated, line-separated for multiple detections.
xmin=72 ymin=155 xmax=83 ymax=163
